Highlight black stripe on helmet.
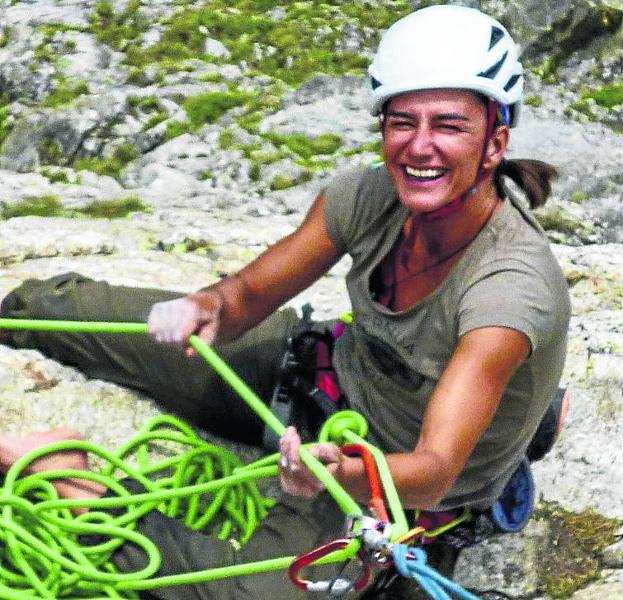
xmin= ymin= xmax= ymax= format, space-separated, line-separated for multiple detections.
xmin=489 ymin=26 xmax=505 ymax=50
xmin=478 ymin=51 xmax=508 ymax=80
xmin=504 ymin=74 xmax=521 ymax=92
xmin=371 ymin=77 xmax=382 ymax=90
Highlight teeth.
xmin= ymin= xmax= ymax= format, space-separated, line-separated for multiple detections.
xmin=405 ymin=167 xmax=444 ymax=178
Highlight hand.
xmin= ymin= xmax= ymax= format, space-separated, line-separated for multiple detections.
xmin=278 ymin=426 xmax=343 ymax=499
xmin=147 ymin=290 xmax=223 ymax=356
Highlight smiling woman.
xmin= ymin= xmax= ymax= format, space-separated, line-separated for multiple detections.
xmin=0 ymin=5 xmax=570 ymax=600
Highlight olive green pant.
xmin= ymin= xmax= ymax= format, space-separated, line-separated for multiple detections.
xmin=1 ymin=273 xmax=457 ymax=600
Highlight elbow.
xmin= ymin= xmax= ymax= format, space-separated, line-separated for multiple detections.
xmin=414 ymin=477 xmax=455 ymax=510
xmin=403 ymin=454 xmax=459 ymax=510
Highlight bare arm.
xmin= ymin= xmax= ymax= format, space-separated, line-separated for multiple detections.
xmin=280 ymin=326 xmax=530 ymax=509
xmin=148 ymin=191 xmax=343 ymax=347
xmin=210 ymin=191 xmax=342 ymax=341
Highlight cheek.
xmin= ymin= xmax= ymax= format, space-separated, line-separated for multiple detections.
xmin=382 ymin=134 xmax=409 ymax=159
xmin=444 ymin=138 xmax=483 ymax=166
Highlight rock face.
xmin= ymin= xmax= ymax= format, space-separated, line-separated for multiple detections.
xmin=0 ymin=1 xmax=622 ymax=599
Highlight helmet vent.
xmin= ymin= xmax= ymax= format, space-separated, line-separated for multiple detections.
xmin=504 ymin=74 xmax=521 ymax=92
xmin=371 ymin=77 xmax=382 ymax=90
xmin=488 ymin=26 xmax=505 ymax=50
xmin=478 ymin=51 xmax=508 ymax=80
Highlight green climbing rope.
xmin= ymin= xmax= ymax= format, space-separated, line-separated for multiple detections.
xmin=0 ymin=317 xmax=367 ymax=598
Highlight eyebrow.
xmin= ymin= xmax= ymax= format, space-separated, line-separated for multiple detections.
xmin=386 ymin=111 xmax=471 ymax=122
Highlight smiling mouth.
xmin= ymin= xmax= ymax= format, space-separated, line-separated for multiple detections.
xmin=404 ymin=166 xmax=446 ymax=181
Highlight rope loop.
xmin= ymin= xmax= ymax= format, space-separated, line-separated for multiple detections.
xmin=318 ymin=410 xmax=368 ymax=445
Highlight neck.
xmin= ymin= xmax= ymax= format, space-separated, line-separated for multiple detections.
xmin=403 ymin=179 xmax=500 ymax=260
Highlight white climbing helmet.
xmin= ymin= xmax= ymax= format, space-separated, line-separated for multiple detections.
xmin=369 ymin=5 xmax=523 ymax=126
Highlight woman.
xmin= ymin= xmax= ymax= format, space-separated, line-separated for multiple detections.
xmin=0 ymin=6 xmax=570 ymax=599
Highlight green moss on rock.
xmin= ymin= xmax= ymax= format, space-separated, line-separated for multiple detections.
xmin=89 ymin=0 xmax=148 ymax=51
xmin=79 ymin=195 xmax=147 ymax=218
xmin=38 ymin=138 xmax=65 ymax=165
xmin=263 ymin=132 xmax=343 ymax=159
xmin=73 ymin=142 xmax=139 ymax=179
xmin=581 ymin=83 xmax=623 ymax=108
xmin=270 ymin=169 xmax=312 ymax=191
xmin=534 ymin=502 xmax=621 ymax=598
xmin=1 ymin=194 xmax=64 ymax=218
xmin=1 ymin=194 xmax=147 ymax=220
xmin=42 ymin=80 xmax=89 ymax=108
xmin=184 ymin=90 xmax=252 ymax=129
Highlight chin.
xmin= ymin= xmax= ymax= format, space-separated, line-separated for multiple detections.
xmin=398 ymin=192 xmax=450 ymax=214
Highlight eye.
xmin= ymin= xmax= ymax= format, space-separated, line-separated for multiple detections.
xmin=387 ymin=119 xmax=414 ymax=131
xmin=438 ymin=123 xmax=462 ymax=132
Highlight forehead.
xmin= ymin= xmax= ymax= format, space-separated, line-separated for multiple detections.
xmin=386 ymin=89 xmax=486 ymax=115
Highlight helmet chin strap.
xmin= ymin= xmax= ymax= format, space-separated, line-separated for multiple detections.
xmin=421 ymin=99 xmax=500 ymax=222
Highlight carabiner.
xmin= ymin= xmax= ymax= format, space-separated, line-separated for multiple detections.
xmin=341 ymin=444 xmax=389 ymax=522
xmin=288 ymin=538 xmax=371 ymax=593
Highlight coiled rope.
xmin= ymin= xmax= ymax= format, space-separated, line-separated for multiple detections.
xmin=0 ymin=414 xmax=277 ymax=598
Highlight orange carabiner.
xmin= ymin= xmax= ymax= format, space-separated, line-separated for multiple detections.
xmin=341 ymin=444 xmax=389 ymax=523
xmin=288 ymin=538 xmax=371 ymax=592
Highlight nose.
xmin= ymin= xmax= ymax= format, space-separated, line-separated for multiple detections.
xmin=405 ymin=125 xmax=435 ymax=158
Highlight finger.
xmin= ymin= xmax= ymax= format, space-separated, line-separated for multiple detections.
xmin=285 ymin=428 xmax=302 ymax=472
xmin=198 ymin=318 xmax=218 ymax=346
xmin=311 ymin=443 xmax=341 ymax=464
xmin=279 ymin=428 xmax=292 ymax=470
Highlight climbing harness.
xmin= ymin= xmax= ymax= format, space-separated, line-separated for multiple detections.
xmin=263 ymin=304 xmax=346 ymax=451
xmin=0 ymin=317 xmax=483 ymax=599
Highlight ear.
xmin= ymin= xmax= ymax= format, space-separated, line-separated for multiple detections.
xmin=482 ymin=125 xmax=509 ymax=171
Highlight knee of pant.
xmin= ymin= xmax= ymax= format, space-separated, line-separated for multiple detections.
xmin=1 ymin=272 xmax=93 ymax=319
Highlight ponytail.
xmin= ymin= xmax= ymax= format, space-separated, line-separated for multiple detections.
xmin=494 ymin=159 xmax=558 ymax=209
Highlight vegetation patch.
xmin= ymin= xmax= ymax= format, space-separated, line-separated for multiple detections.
xmin=1 ymin=194 xmax=148 ymax=220
xmin=184 ymin=90 xmax=253 ymax=129
xmin=42 ymin=80 xmax=89 ymax=108
xmin=263 ymin=132 xmax=343 ymax=160
xmin=570 ymin=191 xmax=589 ymax=204
xmin=164 ymin=120 xmax=192 ymax=141
xmin=531 ymin=55 xmax=559 ymax=84
xmin=1 ymin=194 xmax=64 ymax=219
xmin=534 ymin=204 xmax=591 ymax=237
xmin=0 ymin=103 xmax=12 ymax=150
xmin=534 ymin=502 xmax=621 ymax=598
xmin=79 ymin=195 xmax=147 ymax=218
xmin=270 ymin=170 xmax=313 ymax=191
xmin=38 ymin=167 xmax=71 ymax=184
xmin=143 ymin=112 xmax=169 ymax=130
xmin=157 ymin=237 xmax=214 ymax=254
xmin=89 ymin=0 xmax=148 ymax=51
xmin=105 ymin=0 xmax=410 ymax=85
xmin=127 ymin=95 xmax=161 ymax=112
xmin=0 ymin=26 xmax=9 ymax=48
xmin=73 ymin=142 xmax=139 ymax=179
xmin=525 ymin=95 xmax=544 ymax=107
xmin=127 ymin=96 xmax=170 ymax=130
xmin=580 ymin=83 xmax=623 ymax=109
xmin=38 ymin=138 xmax=65 ymax=165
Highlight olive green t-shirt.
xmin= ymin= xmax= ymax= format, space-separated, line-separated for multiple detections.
xmin=324 ymin=164 xmax=570 ymax=510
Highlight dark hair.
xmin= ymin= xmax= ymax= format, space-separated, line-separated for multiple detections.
xmin=494 ymin=159 xmax=558 ymax=209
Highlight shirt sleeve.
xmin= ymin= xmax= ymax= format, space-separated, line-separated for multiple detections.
xmin=323 ymin=165 xmax=368 ymax=253
xmin=458 ymin=260 xmax=562 ymax=354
